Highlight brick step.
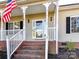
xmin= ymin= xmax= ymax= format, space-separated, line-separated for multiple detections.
xmin=13 ymin=54 xmax=44 ymax=59
xmin=13 ymin=57 xmax=44 ymax=59
xmin=16 ymin=50 xmax=45 ymax=55
xmin=19 ymin=47 xmax=44 ymax=50
xmin=17 ymin=49 xmax=45 ymax=53
xmin=22 ymin=41 xmax=45 ymax=43
xmin=0 ymin=41 xmax=6 ymax=50
xmin=18 ymin=47 xmax=45 ymax=50
xmin=21 ymin=45 xmax=45 ymax=47
xmin=21 ymin=44 xmax=45 ymax=47
xmin=21 ymin=41 xmax=45 ymax=46
xmin=12 ymin=41 xmax=45 ymax=59
xmin=13 ymin=56 xmax=44 ymax=59
xmin=20 ymin=45 xmax=45 ymax=49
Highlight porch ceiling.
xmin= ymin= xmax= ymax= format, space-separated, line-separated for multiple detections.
xmin=11 ymin=3 xmax=55 ymax=16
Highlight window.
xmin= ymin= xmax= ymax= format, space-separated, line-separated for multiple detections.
xmin=8 ymin=22 xmax=13 ymax=30
xmin=36 ymin=21 xmax=43 ymax=38
xmin=6 ymin=21 xmax=23 ymax=30
xmin=71 ymin=16 xmax=79 ymax=33
xmin=14 ymin=22 xmax=20 ymax=29
xmin=6 ymin=21 xmax=23 ymax=35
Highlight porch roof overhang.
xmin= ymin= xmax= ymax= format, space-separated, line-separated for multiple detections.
xmin=0 ymin=0 xmax=57 ymax=8
xmin=0 ymin=0 xmax=58 ymax=16
xmin=17 ymin=0 xmax=57 ymax=6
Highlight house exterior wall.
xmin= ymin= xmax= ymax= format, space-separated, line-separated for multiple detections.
xmin=59 ymin=8 xmax=79 ymax=42
xmin=58 ymin=42 xmax=79 ymax=49
xmin=48 ymin=41 xmax=56 ymax=54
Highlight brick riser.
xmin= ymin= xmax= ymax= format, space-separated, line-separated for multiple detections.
xmin=12 ymin=41 xmax=45 ymax=59
xmin=0 ymin=41 xmax=6 ymax=50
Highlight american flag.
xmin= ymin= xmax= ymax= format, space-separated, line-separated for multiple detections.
xmin=2 ymin=0 xmax=17 ymax=22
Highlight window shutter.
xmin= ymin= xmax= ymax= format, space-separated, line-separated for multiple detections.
xmin=20 ymin=21 xmax=23 ymax=29
xmin=66 ymin=17 xmax=70 ymax=34
xmin=6 ymin=22 xmax=8 ymax=30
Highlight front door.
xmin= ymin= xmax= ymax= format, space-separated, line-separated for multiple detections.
xmin=32 ymin=19 xmax=46 ymax=39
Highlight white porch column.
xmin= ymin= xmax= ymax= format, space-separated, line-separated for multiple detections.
xmin=0 ymin=10 xmax=3 ymax=41
xmin=54 ymin=1 xmax=59 ymax=54
xmin=43 ymin=3 xmax=51 ymax=59
xmin=21 ymin=6 xmax=28 ymax=40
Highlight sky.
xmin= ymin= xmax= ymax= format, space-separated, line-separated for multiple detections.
xmin=59 ymin=0 xmax=79 ymax=5
xmin=0 ymin=0 xmax=79 ymax=5
xmin=0 ymin=0 xmax=5 ymax=1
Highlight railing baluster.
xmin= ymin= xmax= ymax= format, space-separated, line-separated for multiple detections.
xmin=48 ymin=27 xmax=56 ymax=41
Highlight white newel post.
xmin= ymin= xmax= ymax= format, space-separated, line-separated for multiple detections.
xmin=43 ymin=3 xmax=51 ymax=59
xmin=6 ymin=36 xmax=10 ymax=59
xmin=55 ymin=1 xmax=59 ymax=54
xmin=21 ymin=7 xmax=28 ymax=40
xmin=0 ymin=11 xmax=3 ymax=41
xmin=0 ymin=10 xmax=10 ymax=59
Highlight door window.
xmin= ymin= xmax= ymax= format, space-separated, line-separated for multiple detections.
xmin=32 ymin=19 xmax=45 ymax=39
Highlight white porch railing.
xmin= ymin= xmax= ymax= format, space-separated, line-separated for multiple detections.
xmin=0 ymin=29 xmax=21 ymax=40
xmin=6 ymin=29 xmax=24 ymax=59
xmin=0 ymin=29 xmax=24 ymax=59
xmin=48 ymin=27 xmax=56 ymax=41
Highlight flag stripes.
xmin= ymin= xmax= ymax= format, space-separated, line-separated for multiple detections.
xmin=2 ymin=0 xmax=17 ymax=22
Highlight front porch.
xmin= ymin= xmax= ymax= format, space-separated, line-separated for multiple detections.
xmin=0 ymin=0 xmax=59 ymax=59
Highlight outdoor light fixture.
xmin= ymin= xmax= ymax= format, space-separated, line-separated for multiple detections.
xmin=28 ymin=19 xmax=30 ymax=23
xmin=50 ymin=17 xmax=52 ymax=21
